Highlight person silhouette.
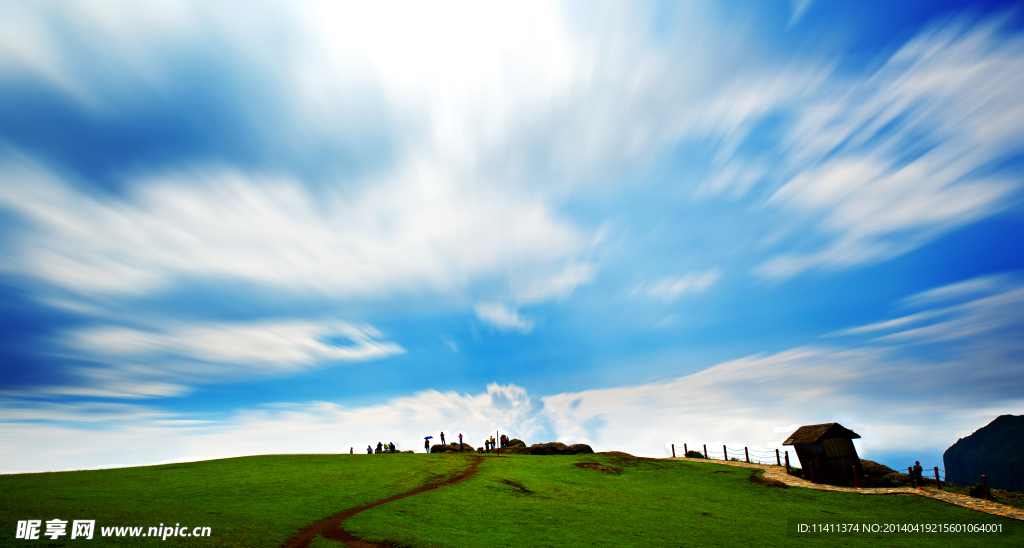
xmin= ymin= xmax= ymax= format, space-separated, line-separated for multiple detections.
xmin=440 ymin=432 xmax=445 ymax=445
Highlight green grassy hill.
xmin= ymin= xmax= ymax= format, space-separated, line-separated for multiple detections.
xmin=0 ymin=454 xmax=467 ymax=548
xmin=2 ymin=453 xmax=1018 ymax=547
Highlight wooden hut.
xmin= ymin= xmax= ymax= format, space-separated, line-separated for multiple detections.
xmin=783 ymin=423 xmax=862 ymax=484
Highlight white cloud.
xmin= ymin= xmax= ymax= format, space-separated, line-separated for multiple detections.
xmin=5 ymin=272 xmax=1023 ymax=472
xmin=474 ymin=303 xmax=534 ymax=334
xmin=830 ymin=274 xmax=1024 ymax=352
xmin=8 ymin=318 xmax=404 ymax=400
xmin=0 ymin=383 xmax=545 ymax=473
xmin=69 ymin=319 xmax=402 ymax=370
xmin=0 ymin=157 xmax=586 ymax=299
xmin=789 ymin=0 xmax=815 ymax=26
xmin=645 ymin=269 xmax=721 ymax=301
xmin=513 ymin=262 xmax=595 ymax=305
xmin=898 ymin=273 xmax=1011 ymax=308
xmin=824 ymin=309 xmax=945 ymax=337
xmin=750 ymin=18 xmax=1024 ymax=278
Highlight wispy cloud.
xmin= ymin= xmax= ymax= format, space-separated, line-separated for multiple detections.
xmin=788 ymin=0 xmax=815 ymax=27
xmin=69 ymin=319 xmax=402 ymax=369
xmin=645 ymin=269 xmax=721 ymax=301
xmin=0 ymin=157 xmax=586 ymax=300
xmin=474 ymin=303 xmax=534 ymax=334
xmin=706 ymin=18 xmax=1024 ymax=279
xmin=17 ymin=319 xmax=404 ymax=399
xmin=830 ymin=274 xmax=1024 ymax=352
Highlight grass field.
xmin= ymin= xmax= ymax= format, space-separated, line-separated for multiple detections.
xmin=2 ymin=453 xmax=1020 ymax=547
xmin=0 ymin=454 xmax=469 ymax=548
xmin=344 ymin=453 xmax=1020 ymax=548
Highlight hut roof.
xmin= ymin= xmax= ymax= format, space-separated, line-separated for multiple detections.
xmin=783 ymin=423 xmax=861 ymax=445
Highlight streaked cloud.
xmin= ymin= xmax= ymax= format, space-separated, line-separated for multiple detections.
xmin=12 ymin=319 xmax=404 ymax=400
xmin=0 ymin=157 xmax=586 ymax=299
xmin=645 ymin=269 xmax=721 ymax=301
xmin=69 ymin=319 xmax=402 ymax=370
xmin=474 ymin=303 xmax=534 ymax=334
xmin=725 ymin=18 xmax=1024 ymax=279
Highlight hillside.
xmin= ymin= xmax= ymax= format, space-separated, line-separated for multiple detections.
xmin=1 ymin=453 xmax=1019 ymax=548
xmin=944 ymin=415 xmax=1024 ymax=492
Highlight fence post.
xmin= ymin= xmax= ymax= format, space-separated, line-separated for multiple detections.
xmin=982 ymin=475 xmax=990 ymax=501
xmin=723 ymin=445 xmax=728 ymax=461
xmin=671 ymin=444 xmax=676 ymax=458
xmin=776 ymin=449 xmax=781 ymax=466
xmin=785 ymin=451 xmax=791 ymax=474
xmin=934 ymin=467 xmax=941 ymax=490
xmin=684 ymin=443 xmax=688 ymax=456
xmin=703 ymin=444 xmax=708 ymax=459
xmin=852 ymin=466 xmax=859 ymax=488
xmin=908 ymin=467 xmax=916 ymax=488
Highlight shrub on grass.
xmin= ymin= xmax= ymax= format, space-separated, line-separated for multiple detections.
xmin=859 ymin=460 xmax=912 ymax=487
xmin=685 ymin=450 xmax=705 ymax=458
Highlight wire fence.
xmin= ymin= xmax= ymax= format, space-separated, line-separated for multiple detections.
xmin=667 ymin=442 xmax=1022 ymax=494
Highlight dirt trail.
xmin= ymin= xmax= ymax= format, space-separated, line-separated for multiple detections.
xmin=281 ymin=456 xmax=483 ymax=548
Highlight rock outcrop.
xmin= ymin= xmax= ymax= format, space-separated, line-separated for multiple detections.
xmin=430 ymin=443 xmax=476 ymax=454
xmin=943 ymin=414 xmax=1024 ymax=493
xmin=528 ymin=442 xmax=595 ymax=455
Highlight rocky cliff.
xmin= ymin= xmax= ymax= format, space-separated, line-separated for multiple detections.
xmin=943 ymin=414 xmax=1024 ymax=493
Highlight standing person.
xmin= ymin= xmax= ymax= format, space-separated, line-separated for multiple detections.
xmin=458 ymin=433 xmax=464 ymax=453
xmin=376 ymin=441 xmax=383 ymax=454
xmin=350 ymin=447 xmax=353 ymax=455
xmin=425 ymin=438 xmax=430 ymax=453
xmin=367 ymin=445 xmax=372 ymax=454
xmin=490 ymin=435 xmax=496 ymax=450
xmin=390 ymin=442 xmax=396 ymax=453
xmin=913 ymin=461 xmax=923 ymax=487
xmin=440 ymin=432 xmax=445 ymax=445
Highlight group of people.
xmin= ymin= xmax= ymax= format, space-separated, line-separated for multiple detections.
xmin=369 ymin=431 xmax=516 ymax=454
xmin=423 ymin=431 xmax=463 ymax=452
xmin=483 ymin=434 xmax=511 ymax=451
xmin=368 ymin=441 xmax=396 ymax=454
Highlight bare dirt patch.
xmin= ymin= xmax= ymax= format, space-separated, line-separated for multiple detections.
xmin=281 ymin=456 xmax=483 ymax=548
xmin=499 ymin=479 xmax=534 ymax=494
xmin=748 ymin=471 xmax=788 ymax=488
xmin=574 ymin=462 xmax=623 ymax=475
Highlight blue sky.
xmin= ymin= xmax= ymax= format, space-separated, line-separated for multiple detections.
xmin=1 ymin=0 xmax=1023 ymax=474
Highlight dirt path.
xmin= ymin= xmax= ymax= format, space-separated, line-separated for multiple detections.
xmin=668 ymin=457 xmax=1024 ymax=521
xmin=281 ymin=456 xmax=484 ymax=548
